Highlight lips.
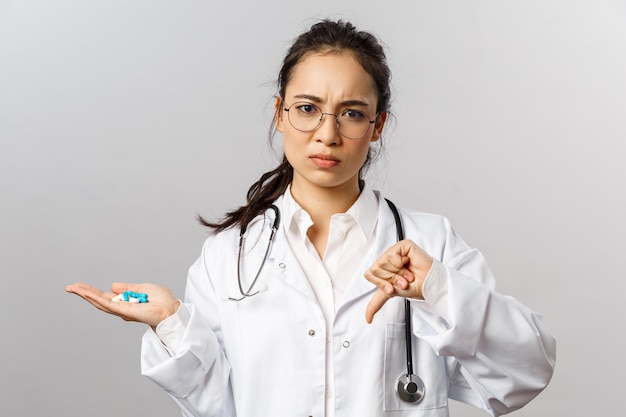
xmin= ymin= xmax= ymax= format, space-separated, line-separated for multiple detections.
xmin=310 ymin=153 xmax=340 ymax=168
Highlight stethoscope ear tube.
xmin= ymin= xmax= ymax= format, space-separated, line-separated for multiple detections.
xmin=385 ymin=199 xmax=426 ymax=404
xmin=230 ymin=205 xmax=281 ymax=301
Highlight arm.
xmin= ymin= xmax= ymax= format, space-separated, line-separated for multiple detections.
xmin=365 ymin=218 xmax=556 ymax=416
xmin=140 ymin=241 xmax=235 ymax=417
xmin=419 ymin=255 xmax=555 ymax=415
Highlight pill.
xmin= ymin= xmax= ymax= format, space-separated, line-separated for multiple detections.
xmin=111 ymin=291 xmax=149 ymax=303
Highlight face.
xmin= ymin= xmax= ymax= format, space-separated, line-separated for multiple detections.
xmin=275 ymin=52 xmax=386 ymax=196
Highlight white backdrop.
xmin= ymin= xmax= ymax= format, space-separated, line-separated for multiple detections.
xmin=1 ymin=1 xmax=625 ymax=416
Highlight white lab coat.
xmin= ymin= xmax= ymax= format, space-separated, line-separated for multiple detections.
xmin=141 ymin=192 xmax=556 ymax=417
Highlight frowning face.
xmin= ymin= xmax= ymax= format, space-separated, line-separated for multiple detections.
xmin=276 ymin=51 xmax=386 ymax=197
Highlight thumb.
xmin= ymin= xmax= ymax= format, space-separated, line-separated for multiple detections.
xmin=111 ymin=282 xmax=142 ymax=294
xmin=365 ymin=288 xmax=392 ymax=324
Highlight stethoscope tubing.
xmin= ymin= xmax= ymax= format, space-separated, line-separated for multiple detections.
xmin=384 ymin=199 xmax=415 ymax=378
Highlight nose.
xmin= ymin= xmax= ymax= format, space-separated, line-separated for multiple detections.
xmin=316 ymin=113 xmax=341 ymax=145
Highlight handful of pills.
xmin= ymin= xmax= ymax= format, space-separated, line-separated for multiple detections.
xmin=112 ymin=291 xmax=149 ymax=303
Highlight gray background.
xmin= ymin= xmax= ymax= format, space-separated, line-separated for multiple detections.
xmin=1 ymin=0 xmax=624 ymax=416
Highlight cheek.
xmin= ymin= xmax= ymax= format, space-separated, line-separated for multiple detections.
xmin=282 ymin=131 xmax=305 ymax=161
xmin=352 ymin=143 xmax=373 ymax=165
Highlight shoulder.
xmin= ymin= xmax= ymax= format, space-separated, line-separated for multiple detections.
xmin=376 ymin=192 xmax=468 ymax=258
xmin=396 ymin=207 xmax=459 ymax=253
xmin=397 ymin=206 xmax=453 ymax=231
xmin=399 ymin=207 xmax=477 ymax=265
xmin=196 ymin=226 xmax=239 ymax=263
xmin=199 ymin=202 xmax=280 ymax=254
xmin=376 ymin=192 xmax=453 ymax=234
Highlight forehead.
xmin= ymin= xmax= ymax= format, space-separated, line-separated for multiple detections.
xmin=284 ymin=51 xmax=378 ymax=104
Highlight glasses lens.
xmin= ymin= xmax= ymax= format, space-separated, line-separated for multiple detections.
xmin=287 ymin=102 xmax=322 ymax=132
xmin=337 ymin=109 xmax=372 ymax=139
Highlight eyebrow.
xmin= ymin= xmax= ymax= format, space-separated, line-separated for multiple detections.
xmin=292 ymin=94 xmax=371 ymax=108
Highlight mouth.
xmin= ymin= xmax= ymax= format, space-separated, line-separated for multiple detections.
xmin=309 ymin=153 xmax=340 ymax=168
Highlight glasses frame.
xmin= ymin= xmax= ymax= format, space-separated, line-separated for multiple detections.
xmin=283 ymin=101 xmax=378 ymax=140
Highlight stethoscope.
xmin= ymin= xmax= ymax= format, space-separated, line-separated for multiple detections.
xmin=229 ymin=199 xmax=425 ymax=404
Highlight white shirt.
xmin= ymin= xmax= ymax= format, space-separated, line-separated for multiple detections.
xmin=281 ymin=186 xmax=379 ymax=417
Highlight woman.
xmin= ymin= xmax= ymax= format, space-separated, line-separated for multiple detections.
xmin=67 ymin=20 xmax=555 ymax=417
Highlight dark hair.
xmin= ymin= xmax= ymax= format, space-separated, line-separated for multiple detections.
xmin=199 ymin=19 xmax=392 ymax=232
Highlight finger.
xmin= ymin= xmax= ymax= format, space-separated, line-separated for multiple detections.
xmin=66 ymin=282 xmax=100 ymax=294
xmin=82 ymin=289 xmax=123 ymax=313
xmin=367 ymin=263 xmax=413 ymax=281
xmin=365 ymin=288 xmax=391 ymax=324
xmin=378 ymin=252 xmax=410 ymax=274
xmin=111 ymin=282 xmax=146 ymax=294
xmin=364 ymin=269 xmax=396 ymax=296
xmin=394 ymin=274 xmax=410 ymax=290
xmin=365 ymin=265 xmax=414 ymax=290
xmin=386 ymin=267 xmax=414 ymax=285
xmin=66 ymin=283 xmax=114 ymax=302
xmin=369 ymin=247 xmax=415 ymax=283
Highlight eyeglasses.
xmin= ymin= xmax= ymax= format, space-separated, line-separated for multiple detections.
xmin=283 ymin=101 xmax=378 ymax=140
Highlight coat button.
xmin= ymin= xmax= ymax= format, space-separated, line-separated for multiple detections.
xmin=342 ymin=341 xmax=350 ymax=348
xmin=308 ymin=330 xmax=316 ymax=336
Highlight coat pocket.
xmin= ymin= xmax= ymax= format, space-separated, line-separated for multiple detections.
xmin=383 ymin=323 xmax=448 ymax=412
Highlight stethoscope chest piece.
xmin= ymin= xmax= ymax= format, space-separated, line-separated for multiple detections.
xmin=396 ymin=372 xmax=425 ymax=403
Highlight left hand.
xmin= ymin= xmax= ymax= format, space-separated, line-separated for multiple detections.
xmin=364 ymin=239 xmax=433 ymax=323
xmin=66 ymin=282 xmax=180 ymax=329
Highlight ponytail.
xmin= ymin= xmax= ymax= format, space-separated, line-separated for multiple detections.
xmin=197 ymin=157 xmax=293 ymax=232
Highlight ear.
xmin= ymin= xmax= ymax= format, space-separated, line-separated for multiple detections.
xmin=274 ymin=97 xmax=284 ymax=132
xmin=370 ymin=112 xmax=387 ymax=143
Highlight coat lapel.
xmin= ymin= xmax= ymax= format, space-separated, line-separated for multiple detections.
xmin=268 ymin=230 xmax=318 ymax=301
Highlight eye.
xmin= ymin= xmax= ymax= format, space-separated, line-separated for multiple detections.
xmin=295 ymin=103 xmax=319 ymax=115
xmin=342 ymin=109 xmax=367 ymax=121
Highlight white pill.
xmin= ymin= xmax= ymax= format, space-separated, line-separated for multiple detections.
xmin=111 ymin=294 xmax=123 ymax=302
xmin=128 ymin=297 xmax=140 ymax=303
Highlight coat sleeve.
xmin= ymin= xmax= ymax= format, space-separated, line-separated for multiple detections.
xmin=140 ymin=239 xmax=235 ymax=417
xmin=409 ymin=215 xmax=556 ymax=416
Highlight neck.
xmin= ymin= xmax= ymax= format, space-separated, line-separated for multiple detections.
xmin=290 ymin=179 xmax=362 ymax=259
xmin=290 ymin=180 xmax=361 ymax=222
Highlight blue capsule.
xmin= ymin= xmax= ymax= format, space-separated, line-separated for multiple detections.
xmin=113 ymin=291 xmax=149 ymax=303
